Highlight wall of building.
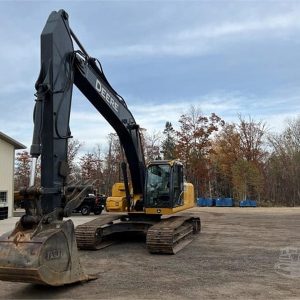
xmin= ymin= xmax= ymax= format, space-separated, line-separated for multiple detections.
xmin=0 ymin=139 xmax=14 ymax=217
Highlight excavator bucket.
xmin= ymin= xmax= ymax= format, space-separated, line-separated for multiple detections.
xmin=0 ymin=219 xmax=93 ymax=286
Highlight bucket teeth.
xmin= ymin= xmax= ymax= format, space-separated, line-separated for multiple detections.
xmin=0 ymin=219 xmax=94 ymax=286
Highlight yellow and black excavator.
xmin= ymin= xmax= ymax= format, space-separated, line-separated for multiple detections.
xmin=0 ymin=10 xmax=200 ymax=286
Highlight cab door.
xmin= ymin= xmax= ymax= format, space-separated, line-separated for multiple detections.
xmin=171 ymin=163 xmax=184 ymax=207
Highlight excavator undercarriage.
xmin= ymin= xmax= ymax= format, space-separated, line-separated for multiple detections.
xmin=75 ymin=214 xmax=200 ymax=254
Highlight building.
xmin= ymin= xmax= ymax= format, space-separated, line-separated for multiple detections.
xmin=0 ymin=132 xmax=26 ymax=218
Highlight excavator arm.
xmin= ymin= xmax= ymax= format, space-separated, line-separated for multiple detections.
xmin=73 ymin=50 xmax=145 ymax=197
xmin=31 ymin=9 xmax=145 ymax=219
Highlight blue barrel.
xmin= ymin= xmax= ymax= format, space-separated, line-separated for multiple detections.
xmin=239 ymin=200 xmax=257 ymax=207
xmin=224 ymin=198 xmax=233 ymax=207
xmin=206 ymin=198 xmax=213 ymax=207
xmin=216 ymin=198 xmax=233 ymax=207
xmin=197 ymin=198 xmax=207 ymax=206
xmin=250 ymin=200 xmax=257 ymax=207
xmin=215 ymin=198 xmax=224 ymax=206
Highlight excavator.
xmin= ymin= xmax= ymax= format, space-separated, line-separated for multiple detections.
xmin=0 ymin=10 xmax=200 ymax=286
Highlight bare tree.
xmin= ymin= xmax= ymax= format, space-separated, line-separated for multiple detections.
xmin=238 ymin=115 xmax=267 ymax=162
xmin=267 ymin=116 xmax=300 ymax=206
xmin=143 ymin=129 xmax=162 ymax=164
xmin=102 ymin=133 xmax=122 ymax=195
xmin=14 ymin=151 xmax=31 ymax=189
xmin=68 ymin=139 xmax=82 ymax=173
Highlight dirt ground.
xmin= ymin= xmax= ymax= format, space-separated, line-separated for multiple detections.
xmin=0 ymin=207 xmax=299 ymax=299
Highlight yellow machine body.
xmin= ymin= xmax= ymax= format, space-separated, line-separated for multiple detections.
xmin=106 ymin=159 xmax=196 ymax=216
xmin=106 ymin=183 xmax=128 ymax=212
xmin=144 ymin=182 xmax=195 ymax=215
xmin=106 ymin=183 xmax=144 ymax=212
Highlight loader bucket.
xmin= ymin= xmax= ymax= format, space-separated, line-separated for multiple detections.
xmin=0 ymin=219 xmax=93 ymax=286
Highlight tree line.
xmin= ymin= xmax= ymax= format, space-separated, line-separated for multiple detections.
xmin=14 ymin=106 xmax=300 ymax=206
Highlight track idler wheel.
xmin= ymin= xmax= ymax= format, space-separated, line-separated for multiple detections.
xmin=0 ymin=219 xmax=94 ymax=286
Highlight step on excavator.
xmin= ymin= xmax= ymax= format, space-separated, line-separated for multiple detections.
xmin=0 ymin=10 xmax=201 ymax=286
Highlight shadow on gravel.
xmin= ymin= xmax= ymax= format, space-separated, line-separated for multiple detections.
xmin=9 ymin=281 xmax=92 ymax=299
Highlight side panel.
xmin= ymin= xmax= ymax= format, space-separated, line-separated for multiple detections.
xmin=145 ymin=182 xmax=195 ymax=215
xmin=105 ymin=182 xmax=143 ymax=212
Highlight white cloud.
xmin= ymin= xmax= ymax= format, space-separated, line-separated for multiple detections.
xmin=256 ymin=112 xmax=300 ymax=133
xmin=96 ymin=43 xmax=210 ymax=57
xmin=95 ymin=11 xmax=300 ymax=58
xmin=1 ymin=3 xmax=299 ymax=157
xmin=0 ymin=81 xmax=33 ymax=95
xmin=2 ymin=86 xmax=298 ymax=154
xmin=176 ymin=11 xmax=300 ymax=40
xmin=71 ymin=111 xmax=108 ymax=123
xmin=66 ymin=88 xmax=300 ymax=153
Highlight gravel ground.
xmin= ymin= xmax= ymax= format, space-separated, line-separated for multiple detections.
xmin=0 ymin=207 xmax=299 ymax=299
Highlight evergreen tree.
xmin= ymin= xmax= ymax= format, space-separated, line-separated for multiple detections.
xmin=161 ymin=121 xmax=176 ymax=160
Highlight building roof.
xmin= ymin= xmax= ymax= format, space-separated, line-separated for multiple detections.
xmin=0 ymin=131 xmax=26 ymax=150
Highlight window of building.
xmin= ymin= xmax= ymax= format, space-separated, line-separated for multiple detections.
xmin=0 ymin=192 xmax=7 ymax=205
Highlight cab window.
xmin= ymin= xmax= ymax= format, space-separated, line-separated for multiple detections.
xmin=146 ymin=164 xmax=171 ymax=207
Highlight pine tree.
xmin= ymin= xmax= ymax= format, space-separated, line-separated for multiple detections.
xmin=161 ymin=121 xmax=176 ymax=160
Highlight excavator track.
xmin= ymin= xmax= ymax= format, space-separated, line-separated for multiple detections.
xmin=75 ymin=214 xmax=200 ymax=254
xmin=75 ymin=214 xmax=123 ymax=250
xmin=146 ymin=216 xmax=201 ymax=254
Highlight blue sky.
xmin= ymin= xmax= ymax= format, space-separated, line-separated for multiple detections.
xmin=0 ymin=1 xmax=299 ymax=153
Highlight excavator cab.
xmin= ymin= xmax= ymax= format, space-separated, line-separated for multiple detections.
xmin=144 ymin=160 xmax=195 ymax=215
xmin=145 ymin=161 xmax=184 ymax=209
